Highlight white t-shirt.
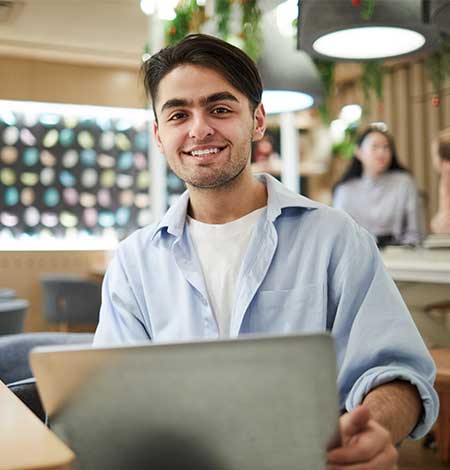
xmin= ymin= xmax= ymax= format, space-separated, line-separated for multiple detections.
xmin=187 ymin=207 xmax=266 ymax=336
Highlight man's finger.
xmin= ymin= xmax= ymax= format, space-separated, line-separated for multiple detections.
xmin=327 ymin=420 xmax=391 ymax=464
xmin=327 ymin=444 xmax=398 ymax=470
xmin=340 ymin=405 xmax=371 ymax=440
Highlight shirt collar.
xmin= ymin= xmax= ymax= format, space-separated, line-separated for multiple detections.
xmin=151 ymin=173 xmax=320 ymax=241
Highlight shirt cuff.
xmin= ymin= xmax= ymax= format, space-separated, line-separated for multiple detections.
xmin=344 ymin=366 xmax=439 ymax=439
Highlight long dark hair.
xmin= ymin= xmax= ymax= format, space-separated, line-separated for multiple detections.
xmin=335 ymin=126 xmax=407 ymax=188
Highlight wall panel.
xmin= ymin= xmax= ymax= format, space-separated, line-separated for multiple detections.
xmin=0 ymin=56 xmax=144 ymax=108
xmin=0 ymin=250 xmax=109 ymax=332
xmin=393 ymin=66 xmax=410 ymax=168
xmin=410 ymin=62 xmax=427 ymax=191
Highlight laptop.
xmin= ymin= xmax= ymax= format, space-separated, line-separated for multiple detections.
xmin=30 ymin=333 xmax=340 ymax=470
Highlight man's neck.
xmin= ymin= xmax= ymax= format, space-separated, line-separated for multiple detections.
xmin=187 ymin=172 xmax=267 ymax=224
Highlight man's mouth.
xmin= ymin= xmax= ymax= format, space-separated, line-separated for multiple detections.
xmin=183 ymin=146 xmax=226 ymax=157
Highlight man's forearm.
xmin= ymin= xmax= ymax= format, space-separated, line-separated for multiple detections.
xmin=362 ymin=380 xmax=422 ymax=444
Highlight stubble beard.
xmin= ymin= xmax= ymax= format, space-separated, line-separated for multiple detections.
xmin=170 ymin=139 xmax=252 ymax=191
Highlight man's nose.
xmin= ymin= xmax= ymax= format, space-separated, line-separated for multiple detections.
xmin=188 ymin=115 xmax=214 ymax=140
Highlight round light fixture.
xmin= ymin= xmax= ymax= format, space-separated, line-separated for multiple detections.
xmin=262 ymin=90 xmax=314 ymax=114
xmin=313 ymin=27 xmax=426 ymax=60
xmin=140 ymin=0 xmax=156 ymax=15
xmin=339 ymin=104 xmax=362 ymax=124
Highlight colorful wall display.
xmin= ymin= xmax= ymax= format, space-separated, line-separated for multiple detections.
xmin=0 ymin=101 xmax=152 ymax=242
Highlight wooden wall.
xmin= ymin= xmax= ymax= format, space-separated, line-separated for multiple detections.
xmin=331 ymin=59 xmax=450 ymax=226
xmin=0 ymin=56 xmax=144 ymax=108
xmin=0 ymin=251 xmax=109 ymax=332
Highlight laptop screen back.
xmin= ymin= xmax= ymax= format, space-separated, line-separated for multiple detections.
xmin=31 ymin=333 xmax=340 ymax=470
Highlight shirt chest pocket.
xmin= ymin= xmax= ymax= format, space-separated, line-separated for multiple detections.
xmin=247 ymin=284 xmax=325 ymax=334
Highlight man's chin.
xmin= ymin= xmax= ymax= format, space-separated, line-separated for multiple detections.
xmin=186 ymin=168 xmax=245 ymax=190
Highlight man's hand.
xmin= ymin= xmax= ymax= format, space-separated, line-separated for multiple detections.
xmin=327 ymin=405 xmax=398 ymax=470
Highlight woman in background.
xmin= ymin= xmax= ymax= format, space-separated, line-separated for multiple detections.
xmin=431 ymin=128 xmax=450 ymax=234
xmin=333 ymin=126 xmax=423 ymax=246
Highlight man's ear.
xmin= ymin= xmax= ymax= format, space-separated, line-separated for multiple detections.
xmin=252 ymin=102 xmax=266 ymax=142
xmin=153 ymin=121 xmax=164 ymax=154
xmin=355 ymin=147 xmax=362 ymax=161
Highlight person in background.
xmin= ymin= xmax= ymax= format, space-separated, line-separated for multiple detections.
xmin=94 ymin=34 xmax=438 ymax=469
xmin=333 ymin=126 xmax=423 ymax=247
xmin=431 ymin=128 xmax=450 ymax=234
xmin=251 ymin=133 xmax=281 ymax=174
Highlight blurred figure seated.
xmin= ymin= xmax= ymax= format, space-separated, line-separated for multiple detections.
xmin=431 ymin=128 xmax=450 ymax=235
xmin=333 ymin=125 xmax=423 ymax=247
xmin=251 ymin=134 xmax=281 ymax=174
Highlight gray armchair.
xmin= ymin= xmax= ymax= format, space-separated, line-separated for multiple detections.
xmin=40 ymin=274 xmax=101 ymax=331
xmin=0 ymin=299 xmax=28 ymax=335
xmin=0 ymin=332 xmax=94 ymax=421
xmin=0 ymin=288 xmax=16 ymax=301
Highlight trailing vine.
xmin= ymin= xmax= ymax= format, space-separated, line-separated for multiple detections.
xmin=425 ymin=37 xmax=450 ymax=107
xmin=240 ymin=0 xmax=262 ymax=61
xmin=215 ymin=0 xmax=232 ymax=39
xmin=361 ymin=60 xmax=384 ymax=115
xmin=351 ymin=0 xmax=375 ymax=19
xmin=313 ymin=59 xmax=336 ymax=124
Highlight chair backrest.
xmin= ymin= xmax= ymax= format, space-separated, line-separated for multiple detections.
xmin=0 ymin=288 xmax=16 ymax=302
xmin=0 ymin=299 xmax=28 ymax=335
xmin=1 ymin=332 xmax=94 ymax=422
xmin=40 ymin=275 xmax=101 ymax=325
xmin=0 ymin=332 xmax=94 ymax=384
xmin=7 ymin=377 xmax=46 ymax=422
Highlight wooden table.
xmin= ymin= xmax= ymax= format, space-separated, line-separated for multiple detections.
xmin=0 ymin=380 xmax=74 ymax=470
xmin=430 ymin=349 xmax=450 ymax=463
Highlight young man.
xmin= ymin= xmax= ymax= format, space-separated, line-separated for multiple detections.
xmin=94 ymin=34 xmax=438 ymax=468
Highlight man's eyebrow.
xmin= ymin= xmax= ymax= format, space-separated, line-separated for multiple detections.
xmin=160 ymin=92 xmax=239 ymax=115
xmin=203 ymin=92 xmax=239 ymax=105
xmin=160 ymin=98 xmax=191 ymax=115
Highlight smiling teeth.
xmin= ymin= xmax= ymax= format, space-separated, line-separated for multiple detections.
xmin=190 ymin=148 xmax=220 ymax=156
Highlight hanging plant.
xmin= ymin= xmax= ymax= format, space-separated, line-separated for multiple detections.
xmin=351 ymin=0 xmax=375 ymax=19
xmin=360 ymin=60 xmax=384 ymax=115
xmin=332 ymin=125 xmax=358 ymax=160
xmin=215 ymin=0 xmax=233 ymax=39
xmin=313 ymin=59 xmax=336 ymax=124
xmin=166 ymin=0 xmax=207 ymax=45
xmin=360 ymin=0 xmax=375 ymax=19
xmin=240 ymin=0 xmax=262 ymax=61
xmin=425 ymin=37 xmax=450 ymax=108
xmin=166 ymin=1 xmax=194 ymax=45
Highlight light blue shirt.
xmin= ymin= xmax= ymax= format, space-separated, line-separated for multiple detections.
xmin=94 ymin=173 xmax=438 ymax=438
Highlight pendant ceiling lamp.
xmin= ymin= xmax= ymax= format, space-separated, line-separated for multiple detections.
xmin=430 ymin=0 xmax=450 ymax=34
xmin=297 ymin=0 xmax=441 ymax=60
xmin=258 ymin=8 xmax=323 ymax=113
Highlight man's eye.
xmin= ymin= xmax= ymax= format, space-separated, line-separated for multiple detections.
xmin=212 ymin=107 xmax=230 ymax=114
xmin=168 ymin=112 xmax=186 ymax=121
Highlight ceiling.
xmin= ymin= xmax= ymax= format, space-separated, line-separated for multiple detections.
xmin=0 ymin=0 xmax=287 ymax=68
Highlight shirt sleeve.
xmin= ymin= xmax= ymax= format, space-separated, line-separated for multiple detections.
xmin=328 ymin=218 xmax=438 ymax=439
xmin=93 ymin=248 xmax=151 ymax=347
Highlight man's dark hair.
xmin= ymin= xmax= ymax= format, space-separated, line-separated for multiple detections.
xmin=141 ymin=34 xmax=263 ymax=117
xmin=334 ymin=125 xmax=407 ymax=190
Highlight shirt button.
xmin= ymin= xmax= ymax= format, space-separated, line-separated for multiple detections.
xmin=202 ymin=298 xmax=208 ymax=306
